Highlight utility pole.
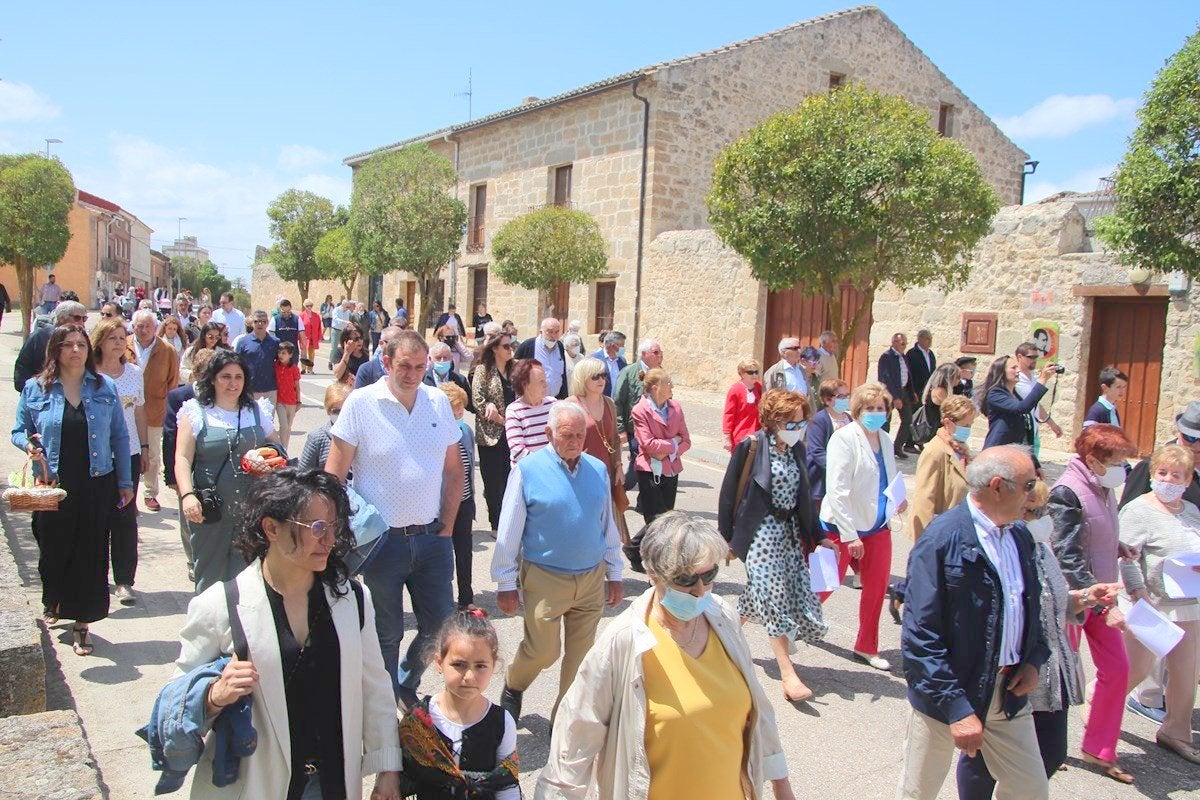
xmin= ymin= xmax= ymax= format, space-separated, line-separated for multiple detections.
xmin=177 ymin=217 xmax=187 ymax=242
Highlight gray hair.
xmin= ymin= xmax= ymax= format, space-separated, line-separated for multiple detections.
xmin=777 ymin=336 xmax=799 ymax=354
xmin=380 ymin=326 xmax=402 ymax=344
xmin=637 ymin=338 xmax=661 ymax=357
xmin=131 ymin=308 xmax=158 ymax=326
xmin=569 ymin=356 xmax=607 ymax=396
xmin=819 ymin=330 xmax=835 ymax=345
xmin=603 ymin=330 xmax=626 ymax=347
xmin=54 ymin=301 xmax=87 ymax=323
xmin=482 ymin=320 xmax=502 ymax=337
xmin=429 ymin=341 xmax=451 ymax=357
xmin=965 ymin=445 xmax=1033 ymax=493
xmin=917 ymin=328 xmax=932 ymax=339
xmin=252 ymin=309 xmax=269 ymax=321
xmin=568 ymin=319 xmax=582 ymax=332
xmin=548 ymin=399 xmax=586 ymax=431
xmin=640 ymin=511 xmax=728 ymax=583
xmin=561 ymin=332 xmax=582 ymax=352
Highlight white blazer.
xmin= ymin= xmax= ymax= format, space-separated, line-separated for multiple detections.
xmin=174 ymin=561 xmax=402 ymax=799
xmin=818 ymin=421 xmax=898 ymax=541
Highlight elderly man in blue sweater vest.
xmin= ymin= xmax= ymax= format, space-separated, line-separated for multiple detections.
xmin=492 ymin=401 xmax=625 ymax=724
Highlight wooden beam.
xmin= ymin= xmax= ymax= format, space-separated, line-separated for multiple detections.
xmin=1071 ymin=285 xmax=1170 ymax=298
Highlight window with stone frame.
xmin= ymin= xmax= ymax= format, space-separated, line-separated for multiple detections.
xmin=829 ymin=72 xmax=845 ymax=89
xmin=552 ymin=164 xmax=573 ymax=207
xmin=938 ymin=103 xmax=956 ymax=137
xmin=468 ymin=183 xmax=487 ymax=251
xmin=593 ymin=279 xmax=615 ymax=333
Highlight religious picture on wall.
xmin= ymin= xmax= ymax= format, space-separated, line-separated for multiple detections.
xmin=1030 ymin=320 xmax=1060 ymax=367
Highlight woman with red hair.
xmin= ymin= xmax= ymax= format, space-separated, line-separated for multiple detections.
xmin=1047 ymin=423 xmax=1138 ymax=783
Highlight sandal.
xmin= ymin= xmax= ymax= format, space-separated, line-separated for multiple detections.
xmin=71 ymin=624 xmax=93 ymax=657
xmin=782 ymin=676 xmax=814 ymax=704
xmin=1080 ymin=752 xmax=1133 ymax=784
xmin=42 ymin=610 xmax=59 ymax=626
xmin=1156 ymin=734 xmax=1200 ymax=764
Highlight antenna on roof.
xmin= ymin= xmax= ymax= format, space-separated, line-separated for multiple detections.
xmin=455 ymin=68 xmax=473 ymax=121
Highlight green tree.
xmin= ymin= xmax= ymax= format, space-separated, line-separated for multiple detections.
xmin=315 ymin=226 xmax=360 ymax=298
xmin=0 ymin=154 xmax=76 ymax=337
xmin=707 ymin=83 xmax=999 ymax=360
xmin=266 ymin=189 xmax=345 ymax=303
xmin=491 ymin=205 xmax=608 ymax=317
xmin=1095 ymin=26 xmax=1200 ymax=276
xmin=349 ymin=144 xmax=467 ymax=333
xmin=173 ymin=255 xmax=231 ymax=301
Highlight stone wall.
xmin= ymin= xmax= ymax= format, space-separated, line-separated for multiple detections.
xmin=250 ymin=261 xmax=367 ymax=316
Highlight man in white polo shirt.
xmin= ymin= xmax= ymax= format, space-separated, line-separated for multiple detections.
xmin=325 ymin=329 xmax=463 ymax=709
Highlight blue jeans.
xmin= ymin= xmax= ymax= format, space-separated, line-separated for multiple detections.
xmin=362 ymin=529 xmax=454 ymax=700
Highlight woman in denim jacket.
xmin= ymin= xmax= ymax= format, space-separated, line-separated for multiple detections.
xmin=12 ymin=324 xmax=134 ymax=656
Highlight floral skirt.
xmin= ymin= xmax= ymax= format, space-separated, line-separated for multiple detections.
xmin=737 ymin=519 xmax=828 ymax=643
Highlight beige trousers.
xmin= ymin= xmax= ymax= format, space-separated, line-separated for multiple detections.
xmin=506 ymin=561 xmax=606 ymax=713
xmin=142 ymin=425 xmax=163 ymax=498
xmin=898 ymin=675 xmax=1049 ymax=800
xmin=1126 ymin=619 xmax=1200 ymax=744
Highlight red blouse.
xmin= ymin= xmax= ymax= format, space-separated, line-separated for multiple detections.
xmin=722 ymin=380 xmax=762 ymax=447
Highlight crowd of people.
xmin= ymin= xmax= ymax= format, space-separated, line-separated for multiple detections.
xmin=8 ymin=287 xmax=1200 ymax=799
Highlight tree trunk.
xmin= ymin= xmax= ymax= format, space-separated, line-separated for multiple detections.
xmin=297 ymin=280 xmax=310 ymax=304
xmin=340 ymin=273 xmax=357 ymax=300
xmin=416 ymin=275 xmax=433 ymax=336
xmin=14 ymin=256 xmax=33 ymax=339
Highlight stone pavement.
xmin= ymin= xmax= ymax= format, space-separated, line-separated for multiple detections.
xmin=0 ymin=313 xmax=1192 ymax=799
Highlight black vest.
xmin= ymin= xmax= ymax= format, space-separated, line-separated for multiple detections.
xmin=405 ymin=702 xmax=507 ymax=800
xmin=274 ymin=312 xmax=301 ymax=346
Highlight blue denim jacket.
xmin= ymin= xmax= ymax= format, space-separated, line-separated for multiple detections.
xmin=11 ymin=371 xmax=132 ymax=489
xmin=136 ymin=656 xmax=257 ymax=794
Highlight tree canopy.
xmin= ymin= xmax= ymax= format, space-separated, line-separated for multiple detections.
xmin=707 ymin=83 xmax=999 ymax=358
xmin=0 ymin=154 xmax=76 ymax=336
xmin=266 ymin=189 xmax=345 ymax=302
xmin=491 ymin=206 xmax=609 ymax=310
xmin=315 ymin=226 xmax=360 ymax=298
xmin=1095 ymin=25 xmax=1200 ymax=276
xmin=349 ymin=144 xmax=466 ymax=332
xmin=173 ymin=255 xmax=231 ymax=301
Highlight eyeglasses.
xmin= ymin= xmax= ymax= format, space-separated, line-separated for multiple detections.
xmin=289 ymin=518 xmax=339 ymax=541
xmin=1002 ymin=477 xmax=1038 ymax=493
xmin=1181 ymin=432 xmax=1200 ymax=444
xmin=672 ymin=565 xmax=719 ymax=588
xmin=834 ymin=393 xmax=851 ymax=399
xmin=781 ymin=346 xmax=800 ymax=352
xmin=499 ymin=343 xmax=514 ymax=351
xmin=69 ymin=314 xmax=86 ymax=323
xmin=782 ymin=420 xmax=807 ymax=431
xmin=744 ymin=370 xmax=759 ymax=375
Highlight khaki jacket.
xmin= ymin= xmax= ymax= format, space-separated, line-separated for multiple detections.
xmin=910 ymin=433 xmax=969 ymax=539
xmin=535 ymin=589 xmax=788 ymax=800
xmin=128 ymin=336 xmax=180 ymax=426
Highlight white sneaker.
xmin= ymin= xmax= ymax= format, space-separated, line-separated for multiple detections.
xmin=854 ymin=651 xmax=890 ymax=670
xmin=115 ymin=584 xmax=135 ymax=605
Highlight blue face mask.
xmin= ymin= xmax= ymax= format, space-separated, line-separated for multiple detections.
xmin=617 ymin=347 xmax=626 ymax=361
xmin=952 ymin=425 xmax=972 ymax=443
xmin=833 ymin=398 xmax=850 ymax=414
xmin=660 ymin=586 xmax=714 ymax=622
xmin=432 ymin=360 xmax=452 ymax=376
xmin=860 ymin=411 xmax=888 ymax=432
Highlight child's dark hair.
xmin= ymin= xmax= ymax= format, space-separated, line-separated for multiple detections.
xmin=433 ymin=608 xmax=500 ymax=663
xmin=277 ymin=341 xmax=297 ymax=359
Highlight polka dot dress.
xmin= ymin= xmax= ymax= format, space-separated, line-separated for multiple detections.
xmin=737 ymin=436 xmax=829 ymax=643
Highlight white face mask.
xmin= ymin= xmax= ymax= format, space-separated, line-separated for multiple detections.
xmin=1097 ymin=464 xmax=1126 ymax=489
xmin=1152 ymin=479 xmax=1188 ymax=504
xmin=1025 ymin=515 xmax=1053 ymax=544
xmin=776 ymin=429 xmax=803 ymax=447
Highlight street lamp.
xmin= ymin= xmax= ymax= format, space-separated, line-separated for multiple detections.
xmin=178 ymin=217 xmax=187 ymax=241
xmin=44 ymin=138 xmax=62 ymax=158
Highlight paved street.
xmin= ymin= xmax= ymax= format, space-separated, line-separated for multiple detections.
xmin=0 ymin=313 xmax=1194 ymax=799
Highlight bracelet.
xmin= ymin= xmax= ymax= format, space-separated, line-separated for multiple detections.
xmin=179 ymin=491 xmax=197 ymax=502
xmin=141 ymin=444 xmax=149 ymax=449
xmin=207 ymin=682 xmax=230 ymax=709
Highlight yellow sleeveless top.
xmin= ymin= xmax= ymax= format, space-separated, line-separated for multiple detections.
xmin=642 ymin=615 xmax=752 ymax=799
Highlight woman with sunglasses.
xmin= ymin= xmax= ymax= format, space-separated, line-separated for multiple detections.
xmin=566 ymin=357 xmax=629 ymax=543
xmin=332 ymin=323 xmax=368 ymax=385
xmin=183 ymin=322 xmax=228 ymax=382
xmin=719 ymin=389 xmax=832 ymax=703
xmin=539 ymin=511 xmax=795 ymax=800
xmin=171 ymin=468 xmax=402 ymax=799
xmin=12 ymin=324 xmax=134 ymax=656
xmin=1046 ymin=423 xmax=1139 ymax=783
xmin=721 ymin=359 xmax=762 ymax=452
xmin=472 ymin=332 xmax=516 ymax=534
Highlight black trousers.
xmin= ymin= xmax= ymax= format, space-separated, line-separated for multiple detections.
xmin=110 ymin=453 xmax=141 ymax=586
xmin=955 ymin=705 xmax=1068 ymax=799
xmin=635 ymin=471 xmax=678 ymax=527
xmin=452 ymin=497 xmax=476 ymax=607
xmin=884 ymin=395 xmax=916 ymax=450
xmin=477 ymin=438 xmax=511 ymax=531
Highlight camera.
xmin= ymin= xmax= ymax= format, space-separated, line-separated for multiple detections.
xmin=1052 ymin=364 xmax=1066 ymax=374
xmin=442 ymin=334 xmax=459 ymax=349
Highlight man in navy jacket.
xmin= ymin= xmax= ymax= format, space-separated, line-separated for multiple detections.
xmin=878 ymin=332 xmax=918 ymax=458
xmin=898 ymin=445 xmax=1050 ymax=800
xmin=590 ymin=331 xmax=627 ymax=398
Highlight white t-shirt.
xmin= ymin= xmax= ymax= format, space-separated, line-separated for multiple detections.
xmin=177 ymin=397 xmax=276 ymax=438
xmin=110 ymin=363 xmax=144 ymax=455
xmin=428 ymin=696 xmax=518 ymax=800
xmin=330 ymin=381 xmax=460 ymax=526
xmin=267 ymin=313 xmax=306 ymax=334
xmin=212 ymin=307 xmax=246 ymax=336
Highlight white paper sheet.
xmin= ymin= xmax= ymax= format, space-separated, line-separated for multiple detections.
xmin=808 ymin=547 xmax=841 ymax=594
xmin=884 ymin=471 xmax=907 ymax=517
xmin=1125 ymin=598 xmax=1185 ymax=659
xmin=1162 ymin=552 xmax=1200 ymax=599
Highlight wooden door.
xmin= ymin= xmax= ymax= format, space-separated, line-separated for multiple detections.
xmin=763 ymin=282 xmax=873 ymax=386
xmin=1086 ymin=298 xmax=1167 ymax=456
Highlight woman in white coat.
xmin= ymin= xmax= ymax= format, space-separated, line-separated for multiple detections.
xmin=817 ymin=382 xmax=905 ymax=671
xmin=173 ymin=468 xmax=401 ymax=799
xmin=537 ymin=511 xmax=795 ymax=800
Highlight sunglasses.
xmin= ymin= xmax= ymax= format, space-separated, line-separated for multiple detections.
xmin=499 ymin=343 xmax=515 ymax=351
xmin=673 ymin=565 xmax=719 ymax=588
xmin=781 ymin=346 xmax=800 ymax=351
xmin=1002 ymin=477 xmax=1038 ymax=493
xmin=288 ymin=518 xmax=339 ymax=541
xmin=744 ymin=370 xmax=760 ymax=375
xmin=782 ymin=420 xmax=807 ymax=431
xmin=69 ymin=314 xmax=86 ymax=323
xmin=589 ymin=373 xmax=607 ymax=381
xmin=328 ymin=407 xmax=342 ymax=416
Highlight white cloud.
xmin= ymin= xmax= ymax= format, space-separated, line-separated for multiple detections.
xmin=0 ymin=81 xmax=60 ymax=123
xmin=1024 ymin=164 xmax=1116 ymax=203
xmin=278 ymin=144 xmax=332 ymax=171
xmin=997 ymin=94 xmax=1135 ymax=140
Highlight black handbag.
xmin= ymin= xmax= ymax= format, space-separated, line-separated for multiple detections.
xmin=196 ymin=410 xmax=241 ymax=523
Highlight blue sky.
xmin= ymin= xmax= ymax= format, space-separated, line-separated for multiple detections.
xmin=1 ymin=1 xmax=1195 ymax=279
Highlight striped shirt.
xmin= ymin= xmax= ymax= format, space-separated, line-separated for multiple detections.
xmin=505 ymin=397 xmax=556 ymax=464
xmin=968 ymin=496 xmax=1026 ymax=666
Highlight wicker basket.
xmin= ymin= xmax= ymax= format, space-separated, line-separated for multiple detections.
xmin=4 ymin=457 xmax=66 ymax=512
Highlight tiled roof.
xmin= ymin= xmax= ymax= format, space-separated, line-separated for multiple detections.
xmin=77 ymin=189 xmax=121 ymax=214
xmin=343 ymin=6 xmax=879 ymax=165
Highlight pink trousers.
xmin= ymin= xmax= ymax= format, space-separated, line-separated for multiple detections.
xmin=1075 ymin=609 xmax=1129 ymax=763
